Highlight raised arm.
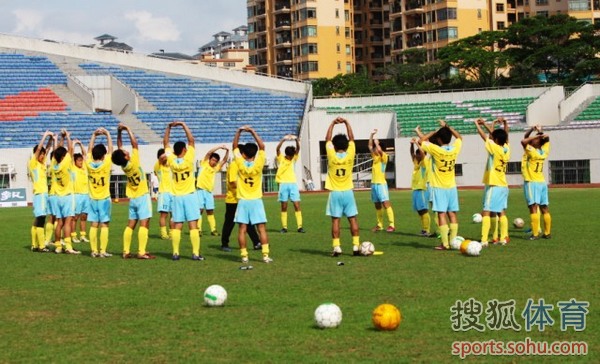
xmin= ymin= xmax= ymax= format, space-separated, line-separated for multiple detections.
xmin=439 ymin=119 xmax=462 ymax=140
xmin=204 ymin=145 xmax=222 ymax=161
xmin=521 ymin=125 xmax=539 ymax=148
xmin=102 ymin=128 xmax=113 ymax=155
xmin=409 ymin=138 xmax=416 ymax=160
xmin=368 ymin=129 xmax=377 ymax=153
xmin=474 ymin=119 xmax=488 ymax=141
xmin=34 ymin=130 xmax=53 ymax=160
xmin=64 ymin=129 xmax=74 ymax=157
xmin=74 ymin=139 xmax=86 ymax=156
xmin=118 ymin=124 xmax=138 ymax=150
xmin=247 ymin=126 xmax=265 ymax=150
xmin=325 ymin=118 xmax=338 ymax=142
xmin=415 ymin=126 xmax=436 ymax=143
xmin=293 ymin=135 xmax=300 ymax=155
xmin=163 ymin=123 xmax=172 ymax=149
xmin=219 ymin=146 xmax=229 ymax=169
xmin=232 ymin=127 xmax=243 ymax=150
xmin=276 ymin=135 xmax=287 ymax=156
xmin=179 ymin=121 xmax=195 ymax=148
xmin=340 ymin=117 xmax=354 ymax=141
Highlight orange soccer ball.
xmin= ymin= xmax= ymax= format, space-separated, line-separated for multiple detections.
xmin=460 ymin=240 xmax=472 ymax=254
xmin=372 ymin=303 xmax=402 ymax=331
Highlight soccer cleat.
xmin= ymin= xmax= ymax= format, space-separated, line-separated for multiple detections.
xmin=352 ymin=246 xmax=360 ymax=256
xmin=39 ymin=247 xmax=50 ymax=253
xmin=434 ymin=244 xmax=449 ymax=250
xmin=55 ymin=248 xmax=63 ymax=254
xmin=419 ymin=230 xmax=433 ymax=237
xmin=80 ymin=237 xmax=90 ymax=243
xmin=528 ymin=235 xmax=539 ymax=241
xmin=331 ymin=246 xmax=342 ymax=257
xmin=280 ymin=228 xmax=288 ymax=233
xmin=221 ymin=246 xmax=232 ymax=252
xmin=371 ymin=225 xmax=382 ymax=233
xmin=198 ymin=231 xmax=203 ymax=237
xmin=542 ymin=234 xmax=551 ymax=239
xmin=99 ymin=252 xmax=113 ymax=258
xmin=253 ymin=243 xmax=262 ymax=250
xmin=481 ymin=241 xmax=489 ymax=248
xmin=172 ymin=254 xmax=180 ymax=261
xmin=137 ymin=253 xmax=156 ymax=260
xmin=160 ymin=235 xmax=170 ymax=240
xmin=31 ymin=247 xmax=39 ymax=252
xmin=65 ymin=249 xmax=81 ymax=255
xmin=262 ymin=256 xmax=273 ymax=263
xmin=72 ymin=237 xmax=81 ymax=244
xmin=122 ymin=253 xmax=133 ymax=259
xmin=211 ymin=231 xmax=220 ymax=236
xmin=91 ymin=252 xmax=100 ymax=258
xmin=241 ymin=256 xmax=249 ymax=263
xmin=386 ymin=226 xmax=396 ymax=233
xmin=498 ymin=240 xmax=508 ymax=246
xmin=192 ymin=254 xmax=205 ymax=261
xmin=297 ymin=227 xmax=306 ymax=233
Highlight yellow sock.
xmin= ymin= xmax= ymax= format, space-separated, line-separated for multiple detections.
xmin=190 ymin=228 xmax=200 ymax=256
xmin=449 ymin=223 xmax=458 ymax=243
xmin=30 ymin=226 xmax=37 ymax=248
xmin=352 ymin=235 xmax=360 ymax=247
xmin=70 ymin=232 xmax=77 ymax=239
xmin=80 ymin=231 xmax=87 ymax=238
xmin=100 ymin=227 xmax=109 ymax=254
xmin=36 ymin=227 xmax=45 ymax=249
xmin=207 ymin=215 xmax=217 ymax=232
xmin=421 ymin=213 xmax=430 ymax=233
xmin=64 ymin=237 xmax=73 ymax=251
xmin=537 ymin=209 xmax=542 ymax=232
xmin=45 ymin=222 xmax=54 ymax=243
xmin=439 ymin=225 xmax=449 ymax=248
xmin=281 ymin=211 xmax=288 ymax=229
xmin=433 ymin=214 xmax=440 ymax=234
xmin=123 ymin=226 xmax=133 ymax=254
xmin=332 ymin=238 xmax=341 ymax=248
xmin=295 ymin=211 xmax=303 ymax=229
xmin=240 ymin=248 xmax=248 ymax=259
xmin=262 ymin=243 xmax=270 ymax=257
xmin=385 ymin=207 xmax=395 ymax=228
xmin=90 ymin=226 xmax=98 ymax=253
xmin=481 ymin=216 xmax=491 ymax=243
xmin=543 ymin=213 xmax=552 ymax=235
xmin=499 ymin=215 xmax=509 ymax=241
xmin=138 ymin=226 xmax=148 ymax=255
xmin=160 ymin=226 xmax=168 ymax=238
xmin=376 ymin=209 xmax=383 ymax=228
xmin=491 ymin=216 xmax=499 ymax=241
xmin=197 ymin=217 xmax=203 ymax=233
xmin=171 ymin=229 xmax=181 ymax=255
xmin=530 ymin=213 xmax=540 ymax=237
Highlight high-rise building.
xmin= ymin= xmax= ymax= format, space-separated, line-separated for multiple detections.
xmin=353 ymin=0 xmax=392 ymax=79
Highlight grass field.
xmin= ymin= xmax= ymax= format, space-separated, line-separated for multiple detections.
xmin=0 ymin=188 xmax=598 ymax=363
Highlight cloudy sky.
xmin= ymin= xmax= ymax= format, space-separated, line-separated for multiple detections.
xmin=0 ymin=0 xmax=247 ymax=55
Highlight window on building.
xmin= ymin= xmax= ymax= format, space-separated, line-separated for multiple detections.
xmin=336 ymin=8 xmax=340 ymax=18
xmin=535 ymin=0 xmax=549 ymax=4
xmin=455 ymin=164 xmax=463 ymax=176
xmin=497 ymin=21 xmax=506 ymax=29
xmin=536 ymin=10 xmax=549 ymax=17
xmin=337 ymin=61 xmax=341 ymax=70
xmin=298 ymin=8 xmax=317 ymax=20
xmin=346 ymin=62 xmax=352 ymax=72
xmin=336 ymin=26 xmax=340 ymax=35
xmin=345 ymin=27 xmax=351 ymax=38
xmin=477 ymin=9 xmax=482 ymax=19
xmin=336 ymin=43 xmax=341 ymax=53
xmin=550 ymin=160 xmax=590 ymax=184
xmin=300 ymin=26 xmax=318 ymax=37
xmin=345 ymin=10 xmax=350 ymax=21
xmin=496 ymin=3 xmax=505 ymax=12
xmin=506 ymin=162 xmax=522 ymax=175
xmin=346 ymin=45 xmax=351 ymax=54
xmin=300 ymin=43 xmax=318 ymax=55
xmin=568 ymin=0 xmax=590 ymax=10
xmin=437 ymin=27 xmax=458 ymax=40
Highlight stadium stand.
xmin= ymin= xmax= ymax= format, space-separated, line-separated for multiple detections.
xmin=573 ymin=96 xmax=600 ymax=123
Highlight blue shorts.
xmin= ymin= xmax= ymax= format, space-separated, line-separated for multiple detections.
xmin=427 ymin=184 xmax=433 ymax=203
xmin=172 ymin=192 xmax=200 ymax=223
xmin=196 ymin=189 xmax=215 ymax=210
xmin=431 ymin=187 xmax=459 ymax=213
xmin=157 ymin=192 xmax=172 ymax=213
xmin=235 ymin=199 xmax=267 ymax=225
xmin=371 ymin=183 xmax=390 ymax=203
xmin=88 ymin=198 xmax=112 ymax=223
xmin=74 ymin=193 xmax=90 ymax=215
xmin=278 ymin=183 xmax=301 ymax=202
xmin=129 ymin=194 xmax=152 ymax=220
xmin=412 ymin=189 xmax=429 ymax=212
xmin=54 ymin=194 xmax=75 ymax=219
xmin=32 ymin=193 xmax=48 ymax=217
xmin=326 ymin=190 xmax=358 ymax=218
xmin=482 ymin=186 xmax=508 ymax=213
xmin=47 ymin=195 xmax=57 ymax=216
xmin=524 ymin=181 xmax=549 ymax=206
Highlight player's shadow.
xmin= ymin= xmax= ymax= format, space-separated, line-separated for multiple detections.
xmin=391 ymin=240 xmax=435 ymax=250
xmin=293 ymin=248 xmax=331 ymax=257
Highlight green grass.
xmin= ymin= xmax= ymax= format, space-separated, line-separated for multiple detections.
xmin=0 ymin=188 xmax=598 ymax=363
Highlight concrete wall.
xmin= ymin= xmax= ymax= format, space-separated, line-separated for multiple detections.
xmin=77 ymin=75 xmax=111 ymax=110
xmin=559 ymin=83 xmax=600 ymax=121
xmin=527 ymin=86 xmax=563 ymax=125
xmin=66 ymin=76 xmax=94 ymax=111
xmin=111 ymin=77 xmax=137 ymax=114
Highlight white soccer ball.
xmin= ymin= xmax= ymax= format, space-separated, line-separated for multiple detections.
xmin=203 ymin=284 xmax=227 ymax=307
xmin=314 ymin=303 xmax=342 ymax=329
xmin=465 ymin=241 xmax=482 ymax=257
xmin=450 ymin=236 xmax=465 ymax=250
xmin=472 ymin=213 xmax=483 ymax=223
xmin=360 ymin=241 xmax=375 ymax=256
xmin=513 ymin=217 xmax=525 ymax=229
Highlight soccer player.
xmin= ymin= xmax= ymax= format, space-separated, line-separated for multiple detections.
xmin=416 ymin=120 xmax=462 ymax=250
xmin=521 ymin=125 xmax=552 ymax=240
xmin=112 ymin=124 xmax=155 ymax=259
xmin=154 ymin=148 xmax=174 ymax=240
xmin=70 ymin=140 xmax=90 ymax=244
xmin=409 ymin=138 xmax=433 ymax=237
xmin=368 ymin=129 xmax=395 ymax=233
xmin=196 ymin=145 xmax=229 ymax=236
xmin=86 ymin=127 xmax=114 ymax=258
xmin=220 ymin=150 xmax=262 ymax=252
xmin=474 ymin=118 xmax=510 ymax=247
xmin=232 ymin=125 xmax=272 ymax=263
xmin=275 ymin=134 xmax=305 ymax=233
xmin=51 ymin=129 xmax=80 ymax=254
xmin=163 ymin=121 xmax=203 ymax=261
xmin=28 ymin=130 xmax=54 ymax=252
xmin=325 ymin=117 xmax=361 ymax=257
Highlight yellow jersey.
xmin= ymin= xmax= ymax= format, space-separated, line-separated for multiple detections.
xmin=154 ymin=161 xmax=173 ymax=194
xmin=234 ymin=148 xmax=265 ymax=200
xmin=483 ymin=138 xmax=510 ymax=187
xmin=411 ymin=158 xmax=428 ymax=190
xmin=421 ymin=138 xmax=462 ymax=189
xmin=225 ymin=161 xmax=239 ymax=204
xmin=196 ymin=159 xmax=219 ymax=191
xmin=52 ymin=154 xmax=74 ymax=196
xmin=371 ymin=151 xmax=388 ymax=185
xmin=71 ymin=165 xmax=89 ymax=194
xmin=166 ymin=146 xmax=196 ymax=196
xmin=325 ymin=141 xmax=355 ymax=191
xmin=524 ymin=143 xmax=550 ymax=183
xmin=121 ymin=149 xmax=148 ymax=198
xmin=86 ymin=153 xmax=112 ymax=200
xmin=28 ymin=157 xmax=48 ymax=195
xmin=275 ymin=154 xmax=298 ymax=183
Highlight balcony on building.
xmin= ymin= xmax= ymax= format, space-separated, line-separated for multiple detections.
xmin=390 ymin=1 xmax=402 ymax=15
xmin=404 ymin=19 xmax=424 ymax=34
xmin=275 ymin=17 xmax=291 ymax=31
xmin=404 ymin=0 xmax=424 ymax=15
xmin=369 ymin=0 xmax=383 ymax=10
xmin=275 ymin=52 xmax=292 ymax=65
xmin=275 ymin=34 xmax=292 ymax=48
xmin=274 ymin=1 xmax=291 ymax=14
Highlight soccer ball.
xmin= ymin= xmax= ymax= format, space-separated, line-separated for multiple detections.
xmin=314 ymin=303 xmax=342 ymax=329
xmin=465 ymin=241 xmax=482 ymax=257
xmin=513 ymin=218 xmax=525 ymax=229
xmin=459 ymin=240 xmax=472 ymax=254
xmin=203 ymin=284 xmax=227 ymax=307
xmin=450 ymin=236 xmax=465 ymax=250
xmin=360 ymin=241 xmax=375 ymax=256
xmin=472 ymin=213 xmax=483 ymax=223
xmin=372 ymin=303 xmax=402 ymax=331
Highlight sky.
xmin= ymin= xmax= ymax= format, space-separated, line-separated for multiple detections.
xmin=0 ymin=0 xmax=247 ymax=55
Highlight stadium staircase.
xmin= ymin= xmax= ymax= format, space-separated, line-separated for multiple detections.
xmin=572 ymin=96 xmax=600 ymax=124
